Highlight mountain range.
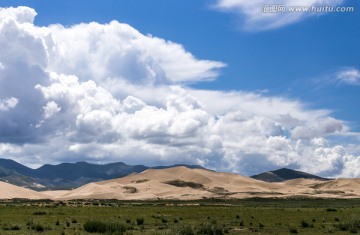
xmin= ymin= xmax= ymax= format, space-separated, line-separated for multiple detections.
xmin=0 ymin=158 xmax=204 ymax=190
xmin=0 ymin=158 xmax=333 ymax=192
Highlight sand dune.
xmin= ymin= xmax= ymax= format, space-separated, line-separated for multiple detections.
xmin=55 ymin=166 xmax=360 ymax=200
xmin=0 ymin=181 xmax=50 ymax=200
xmin=3 ymin=167 xmax=360 ymax=200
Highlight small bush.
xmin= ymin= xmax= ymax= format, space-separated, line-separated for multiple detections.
xmin=83 ymin=220 xmax=127 ymax=234
xmin=197 ymin=223 xmax=223 ymax=235
xmin=239 ymin=219 xmax=244 ymax=226
xmin=72 ymin=218 xmax=77 ymax=223
xmin=301 ymin=220 xmax=309 ymax=228
xmin=34 ymin=224 xmax=44 ymax=232
xmin=161 ymin=218 xmax=168 ymax=223
xmin=56 ymin=220 xmax=60 ymax=226
xmin=136 ymin=218 xmax=144 ymax=225
xmin=327 ymin=208 xmax=338 ymax=212
xmin=336 ymin=219 xmax=360 ymax=232
xmin=11 ymin=225 xmax=21 ymax=231
xmin=176 ymin=225 xmax=194 ymax=235
xmin=289 ymin=227 xmax=298 ymax=233
xmin=164 ymin=180 xmax=204 ymax=189
xmin=33 ymin=211 xmax=47 ymax=215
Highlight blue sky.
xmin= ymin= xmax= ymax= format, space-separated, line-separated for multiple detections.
xmin=0 ymin=0 xmax=360 ymax=176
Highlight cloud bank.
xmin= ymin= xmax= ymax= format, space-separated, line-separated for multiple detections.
xmin=214 ymin=0 xmax=345 ymax=31
xmin=0 ymin=6 xmax=359 ymax=177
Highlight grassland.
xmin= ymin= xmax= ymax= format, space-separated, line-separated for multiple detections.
xmin=0 ymin=198 xmax=360 ymax=234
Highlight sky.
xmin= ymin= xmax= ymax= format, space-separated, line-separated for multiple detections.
xmin=0 ymin=0 xmax=359 ymax=177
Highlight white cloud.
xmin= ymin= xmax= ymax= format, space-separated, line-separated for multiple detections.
xmin=214 ymin=0 xmax=345 ymax=31
xmin=336 ymin=68 xmax=360 ymax=85
xmin=43 ymin=101 xmax=61 ymax=119
xmin=0 ymin=6 xmax=359 ymax=177
xmin=0 ymin=6 xmax=36 ymax=24
xmin=46 ymin=21 xmax=225 ymax=84
xmin=0 ymin=97 xmax=18 ymax=111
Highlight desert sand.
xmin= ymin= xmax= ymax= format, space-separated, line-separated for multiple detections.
xmin=0 ymin=181 xmax=50 ymax=200
xmin=2 ymin=167 xmax=360 ymax=200
xmin=51 ymin=167 xmax=360 ymax=200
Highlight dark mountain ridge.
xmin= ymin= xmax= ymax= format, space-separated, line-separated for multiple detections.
xmin=0 ymin=158 xmax=201 ymax=190
xmin=251 ymin=168 xmax=330 ymax=182
xmin=0 ymin=158 xmax=330 ymax=190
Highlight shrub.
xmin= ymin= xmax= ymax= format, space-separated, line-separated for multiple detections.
xmin=34 ymin=224 xmax=44 ymax=232
xmin=197 ymin=223 xmax=223 ymax=235
xmin=83 ymin=220 xmax=127 ymax=234
xmin=161 ymin=218 xmax=168 ymax=223
xmin=336 ymin=219 xmax=360 ymax=232
xmin=164 ymin=180 xmax=204 ymax=189
xmin=10 ymin=225 xmax=20 ymax=231
xmin=289 ymin=227 xmax=298 ymax=233
xmin=83 ymin=220 xmax=107 ymax=233
xmin=33 ymin=211 xmax=47 ymax=215
xmin=301 ymin=220 xmax=309 ymax=228
xmin=176 ymin=225 xmax=194 ymax=235
xmin=136 ymin=218 xmax=144 ymax=225
xmin=239 ymin=219 xmax=244 ymax=226
xmin=123 ymin=186 xmax=137 ymax=193
xmin=327 ymin=208 xmax=338 ymax=212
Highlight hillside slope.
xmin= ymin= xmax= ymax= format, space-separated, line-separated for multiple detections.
xmin=251 ymin=168 xmax=329 ymax=182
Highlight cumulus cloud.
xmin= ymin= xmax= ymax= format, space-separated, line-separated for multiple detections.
xmin=46 ymin=21 xmax=225 ymax=84
xmin=0 ymin=97 xmax=18 ymax=111
xmin=214 ymin=0 xmax=345 ymax=31
xmin=0 ymin=6 xmax=359 ymax=177
xmin=0 ymin=6 xmax=36 ymax=23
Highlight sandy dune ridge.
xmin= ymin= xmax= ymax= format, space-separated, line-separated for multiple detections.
xmin=2 ymin=167 xmax=360 ymax=200
xmin=0 ymin=181 xmax=50 ymax=200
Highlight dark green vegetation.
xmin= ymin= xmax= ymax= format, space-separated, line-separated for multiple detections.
xmin=164 ymin=180 xmax=205 ymax=189
xmin=1 ymin=198 xmax=360 ymax=234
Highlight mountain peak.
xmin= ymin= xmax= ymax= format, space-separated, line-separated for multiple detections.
xmin=0 ymin=158 xmax=204 ymax=190
xmin=251 ymin=168 xmax=329 ymax=182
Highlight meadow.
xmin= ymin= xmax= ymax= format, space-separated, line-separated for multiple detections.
xmin=0 ymin=198 xmax=360 ymax=234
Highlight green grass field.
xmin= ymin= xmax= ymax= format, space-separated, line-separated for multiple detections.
xmin=1 ymin=198 xmax=360 ymax=234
